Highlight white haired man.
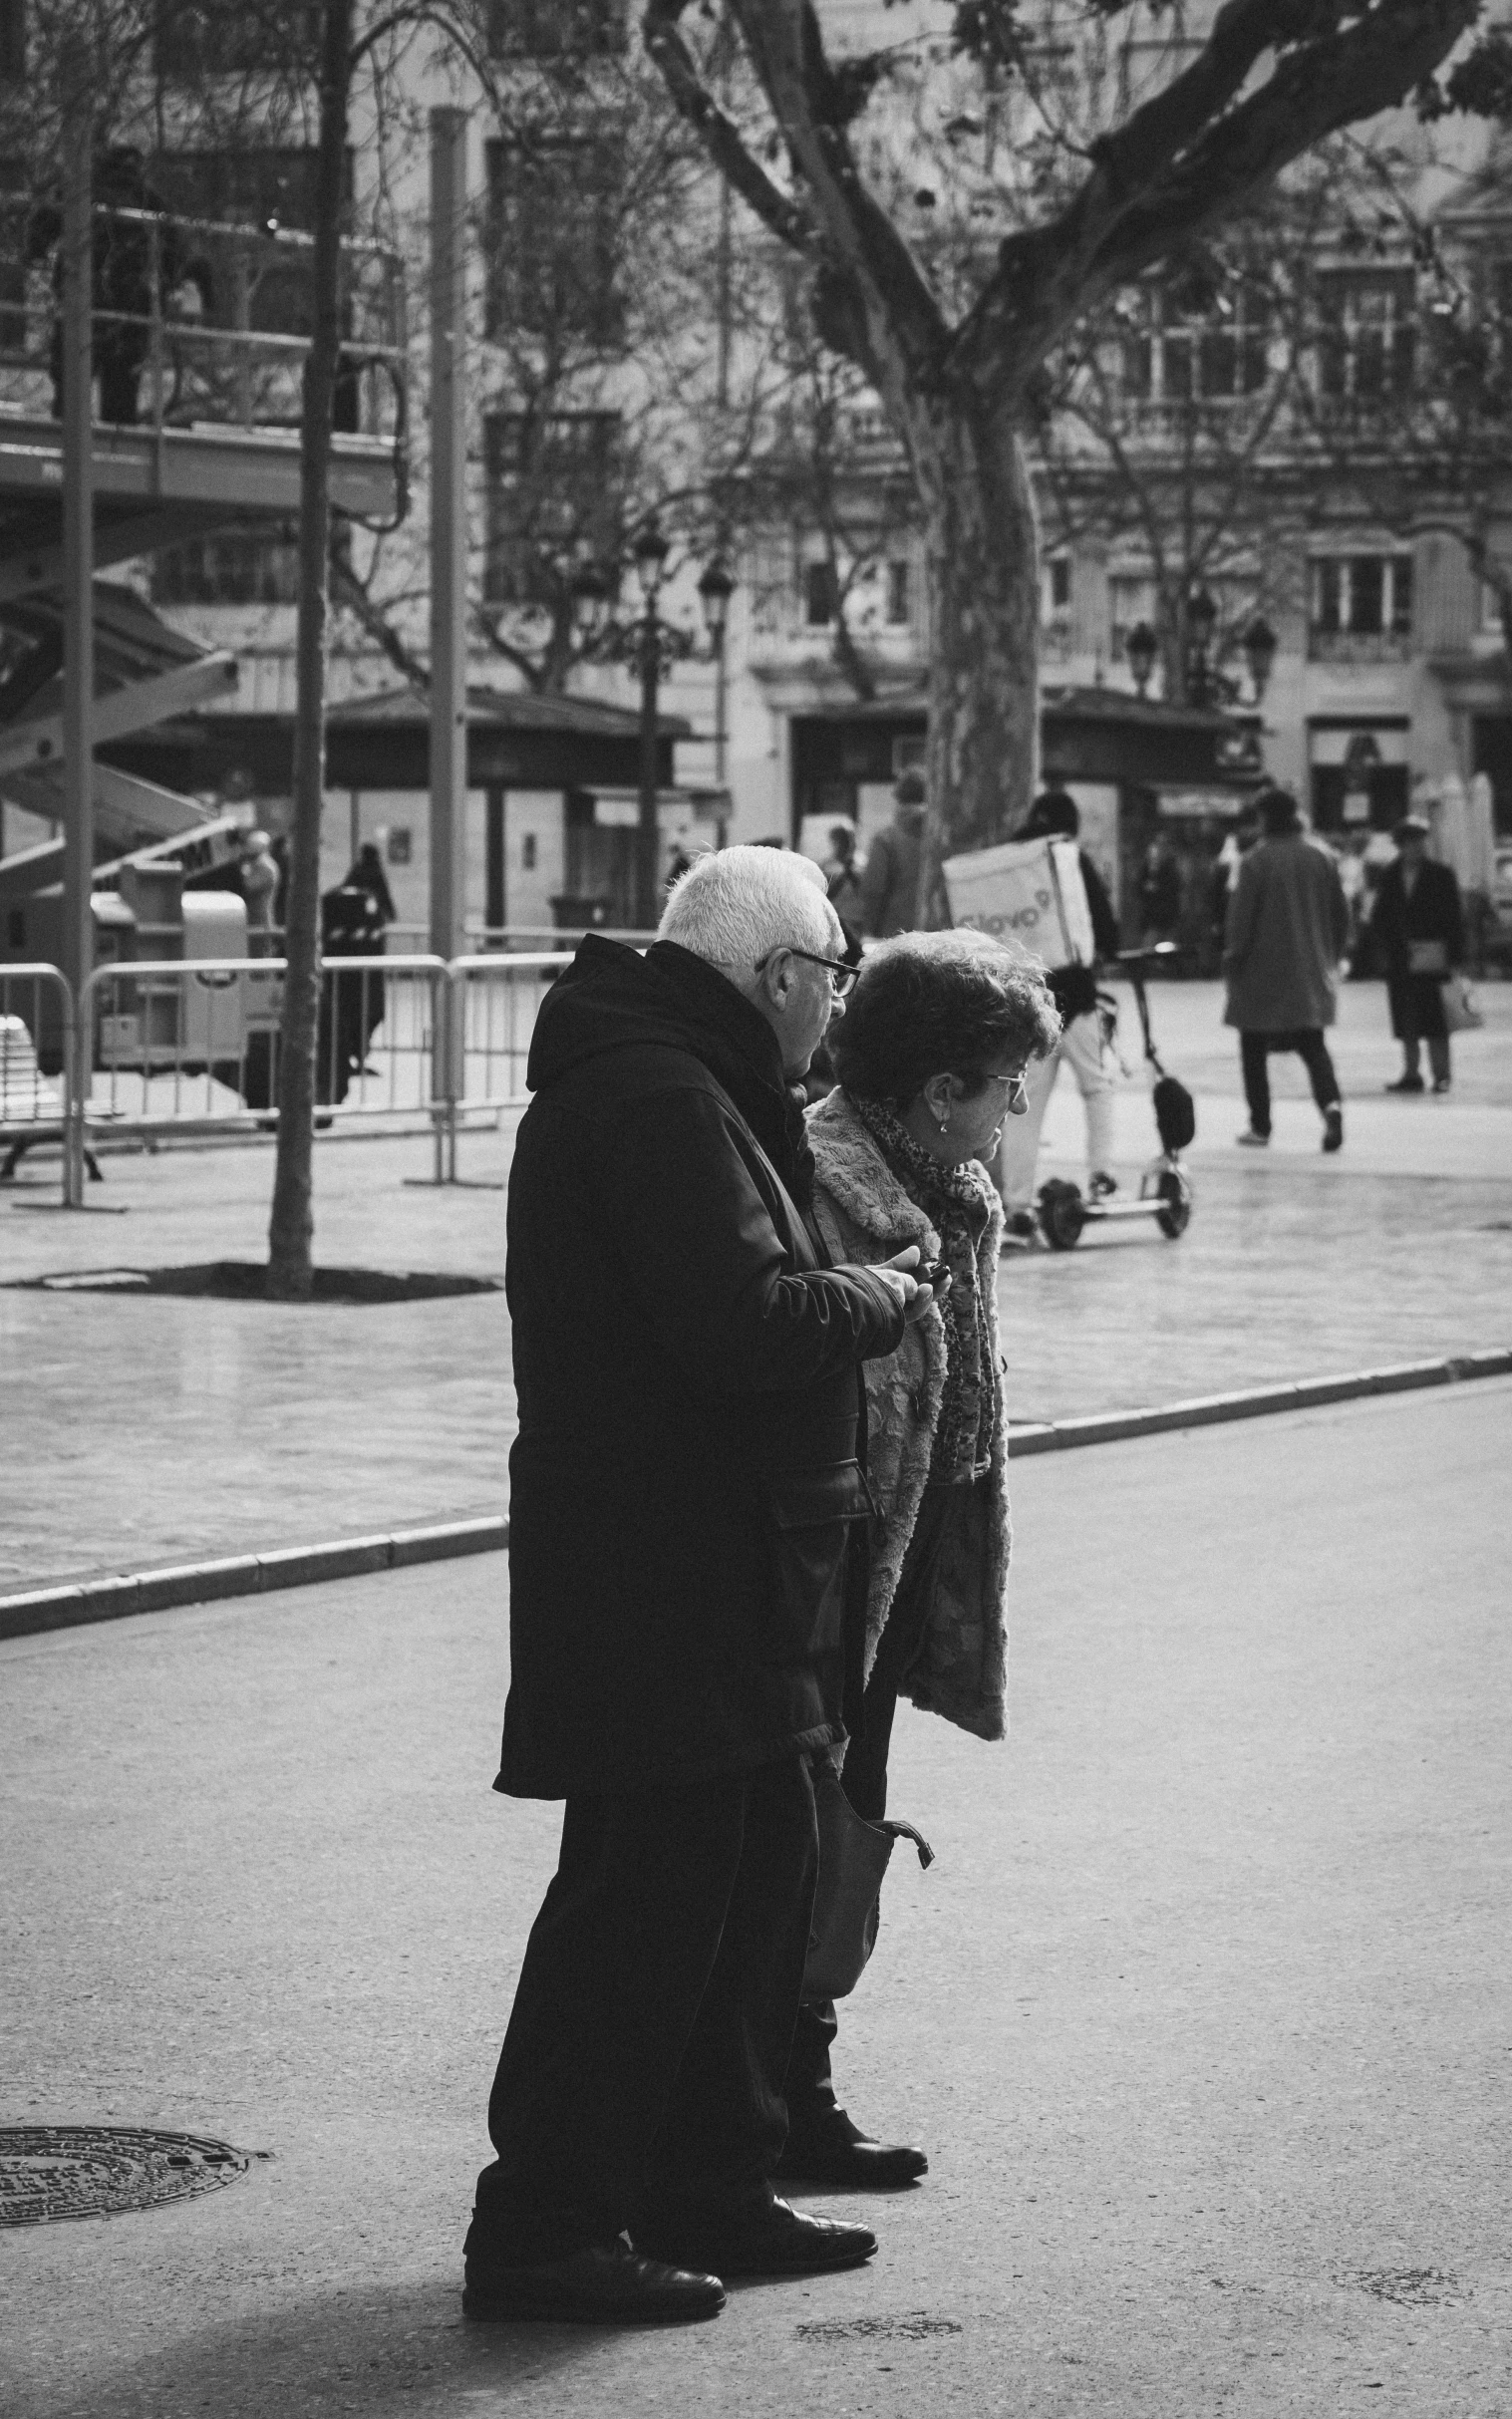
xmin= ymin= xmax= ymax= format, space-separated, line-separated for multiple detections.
xmin=464 ymin=846 xmax=939 ymax=2325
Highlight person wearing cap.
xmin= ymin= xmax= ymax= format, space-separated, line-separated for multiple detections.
xmin=994 ymin=788 xmax=1122 ymax=1237
xmin=858 ymin=770 xmax=929 ymax=939
xmin=1224 ymin=787 xmax=1351 ymax=1151
xmin=1367 ymin=814 xmax=1465 ymax=1094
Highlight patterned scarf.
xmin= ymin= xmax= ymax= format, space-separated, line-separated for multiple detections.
xmin=849 ymin=1093 xmax=998 ymax=1484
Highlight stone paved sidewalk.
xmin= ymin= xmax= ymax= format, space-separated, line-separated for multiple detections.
xmin=2 ymin=982 xmax=1508 ymax=1595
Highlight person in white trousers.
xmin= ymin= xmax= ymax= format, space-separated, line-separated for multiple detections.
xmin=994 ymin=790 xmax=1121 ymax=1243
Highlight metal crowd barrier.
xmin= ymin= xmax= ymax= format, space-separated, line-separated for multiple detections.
xmin=0 ymin=963 xmax=76 ymax=1203
xmin=440 ymin=953 xmax=571 ymax=1179
xmin=77 ymin=954 xmax=450 ymax=1178
xmin=0 ymin=953 xmax=595 ymax=1202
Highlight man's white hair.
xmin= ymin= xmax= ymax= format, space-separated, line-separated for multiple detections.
xmin=658 ymin=844 xmax=838 ymax=967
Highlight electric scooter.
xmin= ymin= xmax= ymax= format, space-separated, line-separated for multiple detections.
xmin=1034 ymin=943 xmax=1195 ymax=1249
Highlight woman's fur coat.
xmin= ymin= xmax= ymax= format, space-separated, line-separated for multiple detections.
xmin=806 ymin=1087 xmax=1010 ymax=1743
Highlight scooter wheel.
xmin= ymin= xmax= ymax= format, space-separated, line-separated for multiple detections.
xmin=1038 ymin=1178 xmax=1086 ymax=1250
xmin=1153 ymin=1166 xmax=1192 ymax=1240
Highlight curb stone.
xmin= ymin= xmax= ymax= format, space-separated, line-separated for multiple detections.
xmin=2 ymin=1352 xmax=1508 ymax=1644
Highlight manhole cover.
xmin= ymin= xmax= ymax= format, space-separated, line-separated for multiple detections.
xmin=0 ymin=2126 xmax=250 ymax=2226
xmin=796 ymin=2313 xmax=964 ymax=2343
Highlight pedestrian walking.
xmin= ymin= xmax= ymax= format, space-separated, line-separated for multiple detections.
xmin=822 ymin=820 xmax=865 ymax=926
xmin=781 ymin=931 xmax=1059 ymax=2184
xmin=1224 ymin=787 xmax=1351 ymax=1152
xmin=993 ymin=789 xmax=1120 ymax=1240
xmin=464 ymin=846 xmax=936 ymax=2326
xmin=858 ymin=769 xmax=929 ymax=937
xmin=317 ymin=854 xmax=392 ymax=1104
xmin=1368 ymin=813 xmax=1465 ymax=1094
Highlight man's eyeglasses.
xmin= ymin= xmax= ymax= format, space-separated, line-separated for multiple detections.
xmin=756 ymin=947 xmax=860 ymax=998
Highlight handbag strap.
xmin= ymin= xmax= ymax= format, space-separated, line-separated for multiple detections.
xmin=880 ymin=1819 xmax=935 ymax=1870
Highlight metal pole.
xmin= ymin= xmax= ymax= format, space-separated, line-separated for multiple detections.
xmin=61 ymin=52 xmax=94 ymax=1210
xmin=430 ymin=105 xmax=467 ymax=1173
xmin=713 ymin=627 xmax=728 ymax=790
xmin=637 ymin=605 xmax=660 ymax=933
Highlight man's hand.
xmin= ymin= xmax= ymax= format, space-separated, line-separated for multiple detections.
xmin=874 ymin=1246 xmax=939 ymax=1328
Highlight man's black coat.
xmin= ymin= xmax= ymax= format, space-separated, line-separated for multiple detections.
xmin=498 ymin=936 xmax=905 ymax=1800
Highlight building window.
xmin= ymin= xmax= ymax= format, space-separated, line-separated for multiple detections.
xmin=152 ymin=1 xmax=321 ymax=76
xmin=884 ymin=559 xmax=911 ymax=627
xmin=485 ymin=134 xmax=624 ymax=348
xmin=1309 ymin=553 xmax=1413 ymax=656
xmin=521 ymin=833 xmax=537 ymax=870
xmin=1315 ymin=269 xmax=1416 ymax=403
xmin=385 ymin=827 xmax=412 ymax=866
xmin=803 ymin=559 xmax=837 ymax=627
xmin=152 ymin=532 xmax=302 ymax=605
xmin=1125 ymin=269 xmax=1270 ymax=403
xmin=486 ymin=0 xmax=625 ymax=56
xmin=0 ymin=0 xmax=24 ymax=82
xmin=483 ymin=409 xmax=623 ymax=606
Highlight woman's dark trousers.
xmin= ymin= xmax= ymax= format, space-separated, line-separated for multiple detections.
xmin=1239 ymin=1028 xmax=1341 ymax=1138
xmin=467 ymin=1756 xmax=818 ymax=2268
xmin=783 ymin=1483 xmax=956 ymax=2142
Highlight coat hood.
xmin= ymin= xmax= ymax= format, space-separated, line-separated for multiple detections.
xmin=526 ymin=933 xmax=780 ymax=1093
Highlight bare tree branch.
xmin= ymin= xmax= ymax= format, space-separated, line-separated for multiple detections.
xmin=643 ymin=0 xmax=818 ymax=257
xmin=955 ymin=0 xmax=1480 ymax=400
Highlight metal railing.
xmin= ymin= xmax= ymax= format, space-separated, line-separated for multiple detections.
xmin=0 ymin=199 xmax=407 ymax=442
xmin=0 ymin=963 xmax=75 ymax=1201
xmin=0 ymin=951 xmax=599 ymax=1202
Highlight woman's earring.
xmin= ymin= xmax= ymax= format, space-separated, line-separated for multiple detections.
xmin=938 ymin=1115 xmax=950 ymax=1134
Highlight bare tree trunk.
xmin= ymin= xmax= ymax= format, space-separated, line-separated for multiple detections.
xmin=266 ymin=0 xmax=353 ymax=1301
xmin=915 ymin=406 xmax=1041 ymax=924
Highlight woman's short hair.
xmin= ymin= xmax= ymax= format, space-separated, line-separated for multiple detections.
xmin=830 ymin=928 xmax=1061 ymax=1107
xmin=659 ymin=843 xmax=836 ymax=966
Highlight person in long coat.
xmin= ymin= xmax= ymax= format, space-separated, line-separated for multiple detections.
xmin=777 ymin=931 xmax=1060 ymax=2189
xmin=1224 ymin=787 xmax=1352 ymax=1151
xmin=1368 ymin=813 xmax=1466 ymax=1093
xmin=464 ymin=846 xmax=937 ymax=2327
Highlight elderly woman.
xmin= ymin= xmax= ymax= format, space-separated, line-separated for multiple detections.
xmin=777 ymin=929 xmax=1060 ymax=2191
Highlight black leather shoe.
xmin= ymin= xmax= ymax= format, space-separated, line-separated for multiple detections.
xmin=636 ymin=2196 xmax=876 ymax=2278
xmin=1385 ymin=1073 xmax=1424 ymax=1093
xmin=775 ymin=2130 xmax=929 ymax=2188
xmin=463 ymin=2237 xmax=726 ymax=2324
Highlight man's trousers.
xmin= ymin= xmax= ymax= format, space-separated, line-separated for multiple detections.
xmin=1239 ymin=1027 xmax=1341 ymax=1137
xmin=468 ymin=1756 xmax=819 ymax=2268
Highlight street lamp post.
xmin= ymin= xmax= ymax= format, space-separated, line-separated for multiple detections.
xmin=1125 ymin=599 xmax=1276 ymax=709
xmin=572 ymin=528 xmax=736 ymax=931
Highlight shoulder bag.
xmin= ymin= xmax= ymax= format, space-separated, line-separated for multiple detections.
xmin=802 ymin=1762 xmax=934 ymax=2002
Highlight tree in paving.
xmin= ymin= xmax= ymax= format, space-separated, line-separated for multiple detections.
xmin=646 ymin=0 xmax=1509 ymax=914
xmin=44 ymin=0 xmax=494 ymax=1299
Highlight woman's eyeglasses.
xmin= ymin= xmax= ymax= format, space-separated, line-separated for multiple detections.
xmin=755 ymin=947 xmax=860 ymax=998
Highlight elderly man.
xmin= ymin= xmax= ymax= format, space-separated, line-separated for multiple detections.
xmin=464 ymin=846 xmax=936 ymax=2326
